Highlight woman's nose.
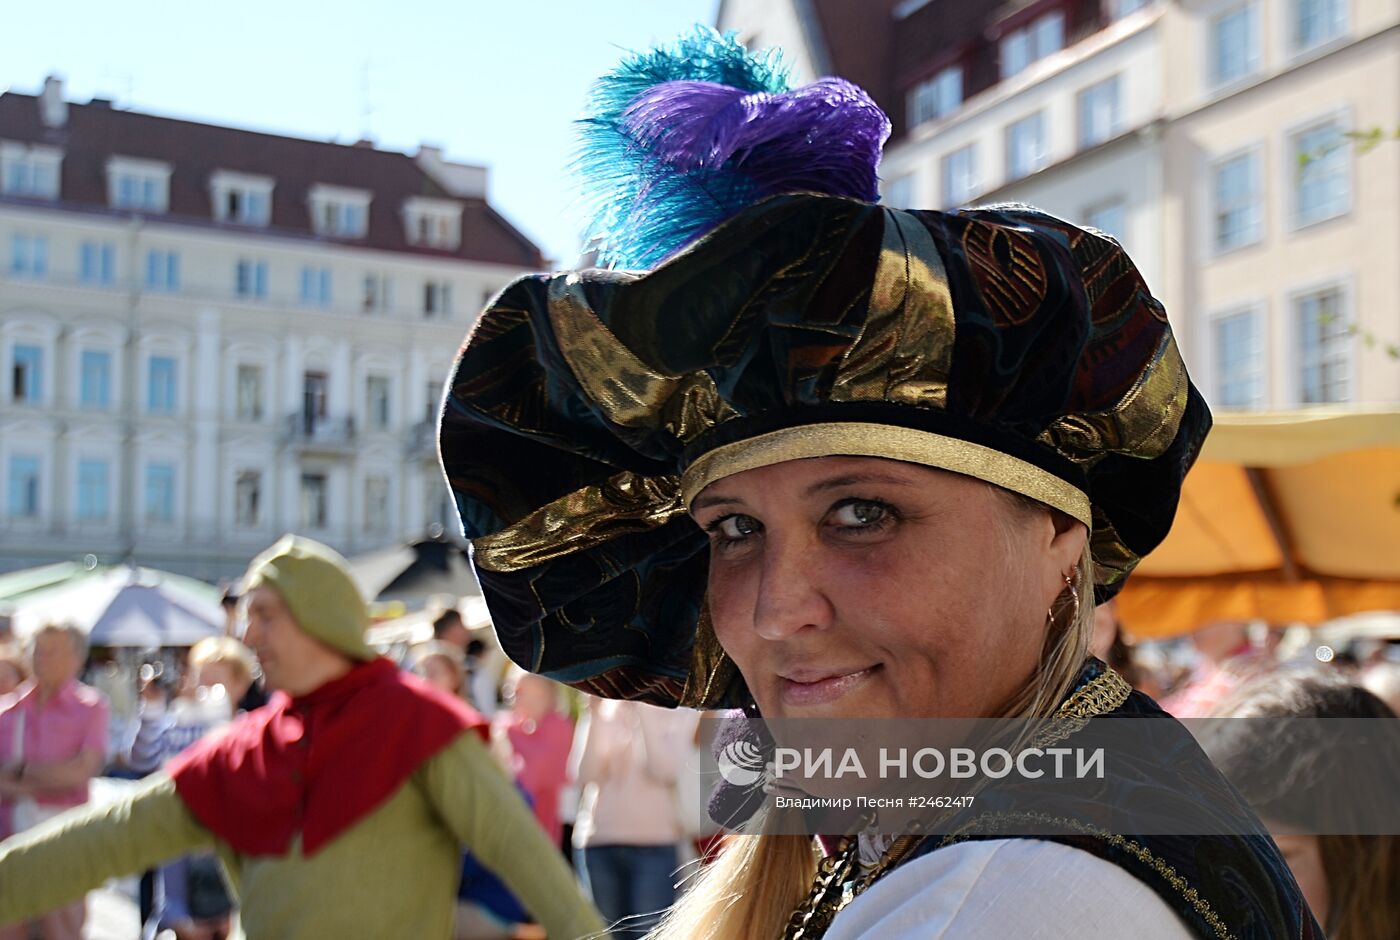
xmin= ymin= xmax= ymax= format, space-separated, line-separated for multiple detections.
xmin=751 ymin=535 xmax=833 ymax=641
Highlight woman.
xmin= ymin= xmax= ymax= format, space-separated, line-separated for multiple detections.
xmin=569 ymin=695 xmax=696 ymax=937
xmin=1201 ymin=671 xmax=1400 ymax=940
xmin=494 ymin=666 xmax=574 ymax=848
xmin=438 ymin=28 xmax=1320 ymax=940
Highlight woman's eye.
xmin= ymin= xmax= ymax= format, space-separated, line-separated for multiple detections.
xmin=831 ymin=500 xmax=888 ymax=527
xmin=714 ymin=514 xmax=759 ymax=540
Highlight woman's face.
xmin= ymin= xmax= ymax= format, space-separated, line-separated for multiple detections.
xmin=693 ymin=456 xmax=1085 ymax=719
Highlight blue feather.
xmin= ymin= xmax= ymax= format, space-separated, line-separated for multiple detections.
xmin=574 ymin=27 xmax=888 ymax=270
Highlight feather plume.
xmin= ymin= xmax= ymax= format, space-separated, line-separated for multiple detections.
xmin=574 ymin=27 xmax=891 ymax=270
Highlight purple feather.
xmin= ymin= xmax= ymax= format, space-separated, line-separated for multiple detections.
xmin=621 ymin=78 xmax=890 ymax=203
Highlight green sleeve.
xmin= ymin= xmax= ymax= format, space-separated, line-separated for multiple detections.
xmin=0 ymin=774 xmax=213 ymax=926
xmin=420 ymin=730 xmax=610 ymax=940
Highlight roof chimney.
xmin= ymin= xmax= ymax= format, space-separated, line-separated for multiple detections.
xmin=40 ymin=75 xmax=68 ymax=129
xmin=414 ymin=144 xmax=487 ymax=199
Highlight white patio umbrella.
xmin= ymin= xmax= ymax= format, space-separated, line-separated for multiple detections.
xmin=8 ymin=565 xmax=224 ymax=647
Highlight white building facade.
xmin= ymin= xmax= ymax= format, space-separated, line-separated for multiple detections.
xmin=0 ymin=80 xmax=543 ymax=579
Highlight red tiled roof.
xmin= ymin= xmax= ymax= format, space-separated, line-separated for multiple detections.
xmin=0 ymin=92 xmax=544 ymax=269
xmin=804 ymin=0 xmax=1110 ymax=143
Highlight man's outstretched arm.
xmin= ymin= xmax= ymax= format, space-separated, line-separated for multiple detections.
xmin=0 ymin=774 xmax=213 ymax=926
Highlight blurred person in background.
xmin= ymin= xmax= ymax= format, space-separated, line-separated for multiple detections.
xmin=130 ymin=636 xmax=257 ymax=940
xmin=495 ymin=666 xmax=574 ymax=850
xmin=0 ymin=536 xmax=605 ymax=940
xmin=0 ymin=647 xmax=28 ymax=699
xmin=1202 ymin=671 xmax=1400 ymax=940
xmin=570 ymin=697 xmax=697 ymax=937
xmin=218 ymin=591 xmax=267 ymax=713
xmin=0 ymin=623 xmax=109 ymax=940
xmin=1159 ymin=621 xmax=1267 ymax=718
xmin=1360 ymin=660 xmax=1400 ymax=716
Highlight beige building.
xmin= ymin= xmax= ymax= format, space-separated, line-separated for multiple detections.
xmin=0 ymin=79 xmax=543 ymax=579
xmin=1160 ymin=0 xmax=1400 ymax=408
xmin=717 ymin=0 xmax=1399 ymax=411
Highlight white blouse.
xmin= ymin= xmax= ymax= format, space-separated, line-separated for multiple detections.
xmin=824 ymin=838 xmax=1198 ymax=939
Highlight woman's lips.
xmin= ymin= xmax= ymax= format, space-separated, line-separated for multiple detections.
xmin=776 ymin=665 xmax=880 ymax=708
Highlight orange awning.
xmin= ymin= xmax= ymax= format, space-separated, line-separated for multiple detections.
xmin=1116 ymin=411 xmax=1400 ymax=638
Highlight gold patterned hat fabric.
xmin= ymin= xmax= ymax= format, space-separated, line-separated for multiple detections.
xmin=438 ymin=193 xmax=1211 ymax=709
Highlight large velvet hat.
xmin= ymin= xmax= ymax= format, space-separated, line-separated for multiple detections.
xmin=437 ymin=31 xmax=1210 ymax=709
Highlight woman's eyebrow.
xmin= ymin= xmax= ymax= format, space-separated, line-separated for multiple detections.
xmin=690 ymin=493 xmax=745 ymax=512
xmin=804 ymin=473 xmax=919 ymax=496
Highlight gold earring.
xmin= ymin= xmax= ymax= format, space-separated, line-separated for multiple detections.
xmin=1047 ymin=572 xmax=1080 ymax=628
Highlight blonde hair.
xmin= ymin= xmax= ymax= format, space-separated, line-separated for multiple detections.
xmin=649 ymin=510 xmax=1096 ymax=940
xmin=188 ymin=636 xmax=256 ymax=687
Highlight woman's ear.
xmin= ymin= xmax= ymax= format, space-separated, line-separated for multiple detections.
xmin=1045 ymin=510 xmax=1089 ymax=595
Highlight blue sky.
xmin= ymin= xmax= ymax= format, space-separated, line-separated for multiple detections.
xmin=1 ymin=0 xmax=720 ymax=264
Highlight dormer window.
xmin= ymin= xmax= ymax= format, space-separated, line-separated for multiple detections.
xmin=402 ymin=196 xmax=462 ymax=250
xmin=0 ymin=142 xmax=62 ymax=199
xmin=308 ymin=184 xmax=370 ymax=238
xmin=210 ymin=170 xmax=273 ymax=226
xmin=107 ymin=156 xmax=171 ymax=212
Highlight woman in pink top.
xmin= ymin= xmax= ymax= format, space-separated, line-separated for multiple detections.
xmin=0 ymin=624 xmax=109 ymax=940
xmin=493 ymin=668 xmax=573 ymax=848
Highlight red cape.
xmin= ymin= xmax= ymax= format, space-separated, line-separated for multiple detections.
xmin=169 ymin=657 xmax=486 ymax=857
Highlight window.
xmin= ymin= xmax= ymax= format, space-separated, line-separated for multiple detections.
xmin=76 ymin=459 xmax=110 ymax=521
xmin=1083 ymin=199 xmax=1128 ymax=243
xmin=424 ymin=380 xmax=442 ymax=423
xmin=363 ymin=274 xmax=394 ymax=313
xmin=235 ymin=260 xmax=268 ymax=299
xmin=1006 ymin=112 xmax=1048 ymax=181
xmin=10 ymin=234 xmax=48 ymax=277
xmin=7 ymin=456 xmax=40 ymax=518
xmin=79 ymin=241 xmax=115 ymax=285
xmin=310 ymin=186 xmax=370 ymax=239
xmin=366 ymin=375 xmax=391 ymax=430
xmin=403 ymin=198 xmax=462 ymax=250
xmin=884 ymin=174 xmax=915 ymax=210
xmin=1077 ymin=76 xmax=1122 ymax=150
xmin=210 ymin=172 xmax=273 ymax=226
xmin=364 ymin=476 xmax=389 ymax=532
xmin=1293 ymin=122 xmax=1349 ymax=227
xmin=235 ymin=470 xmax=262 ymax=528
xmin=11 ymin=345 xmax=42 ymax=403
xmin=1000 ymin=12 xmax=1064 ymax=80
xmin=80 ymin=350 xmax=112 ymax=409
xmin=147 ymin=356 xmax=178 ymax=414
xmin=300 ymin=473 xmax=329 ymax=529
xmin=1213 ymin=152 xmax=1261 ymax=252
xmin=112 ymin=172 xmax=167 ymax=211
xmin=1113 ymin=0 xmax=1150 ymax=18
xmin=1294 ymin=0 xmax=1345 ymax=51
xmin=145 ymin=463 xmax=175 ymax=523
xmin=908 ymin=66 xmax=962 ymax=128
xmin=0 ymin=145 xmax=60 ymax=199
xmin=144 ymin=250 xmax=180 ymax=291
xmin=424 ymin=281 xmax=452 ymax=317
xmin=1297 ymin=287 xmax=1349 ymax=403
xmin=299 ymin=267 xmax=332 ymax=306
xmin=302 ymin=371 xmax=328 ymax=433
xmin=941 ymin=145 xmax=979 ymax=206
xmin=236 ymin=364 xmax=264 ymax=421
xmin=1213 ymin=310 xmax=1264 ymax=409
xmin=1211 ymin=4 xmax=1260 ymax=87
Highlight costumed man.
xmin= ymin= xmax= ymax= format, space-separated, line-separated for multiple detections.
xmin=0 ymin=535 xmax=607 ymax=940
